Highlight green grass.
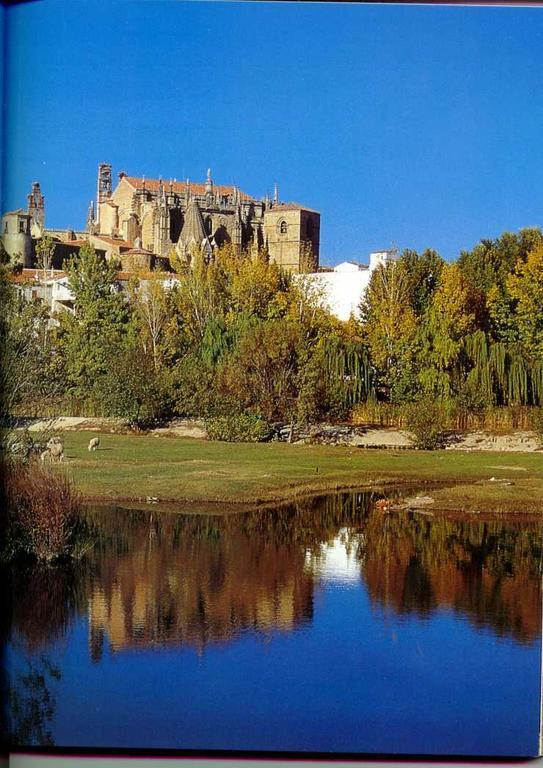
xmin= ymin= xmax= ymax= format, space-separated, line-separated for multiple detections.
xmin=58 ymin=431 xmax=543 ymax=511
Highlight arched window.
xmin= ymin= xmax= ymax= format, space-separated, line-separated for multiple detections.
xmin=279 ymin=220 xmax=288 ymax=235
xmin=204 ymin=216 xmax=213 ymax=236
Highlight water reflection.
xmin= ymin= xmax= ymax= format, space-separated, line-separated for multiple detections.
xmin=362 ymin=510 xmax=542 ymax=643
xmin=86 ymin=509 xmax=315 ymax=658
xmin=6 ymin=490 xmax=543 ymax=752
xmin=8 ymin=492 xmax=543 ymax=659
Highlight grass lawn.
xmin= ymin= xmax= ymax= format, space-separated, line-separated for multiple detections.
xmin=58 ymin=430 xmax=543 ymax=512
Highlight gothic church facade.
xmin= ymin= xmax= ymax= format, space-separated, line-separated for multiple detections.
xmin=88 ymin=163 xmax=320 ymax=272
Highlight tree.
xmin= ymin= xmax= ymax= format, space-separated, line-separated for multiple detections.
xmin=507 ymin=245 xmax=543 ymax=359
xmin=0 ymin=268 xmax=65 ymax=420
xmin=35 ymin=235 xmax=56 ymax=276
xmin=57 ymin=243 xmax=134 ymax=401
xmin=458 ymin=228 xmax=543 ymax=342
xmin=360 ymin=260 xmax=418 ymax=401
xmin=219 ymin=318 xmax=301 ymax=421
xmin=129 ymin=275 xmax=171 ymax=370
xmin=400 ymin=248 xmax=444 ymax=316
xmin=417 ymin=263 xmax=479 ymax=398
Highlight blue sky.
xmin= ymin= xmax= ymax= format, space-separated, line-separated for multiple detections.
xmin=3 ymin=1 xmax=543 ymax=264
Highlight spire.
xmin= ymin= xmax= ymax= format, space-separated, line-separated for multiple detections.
xmin=273 ymin=182 xmax=279 ymax=204
xmin=157 ymin=177 xmax=166 ymax=206
xmin=180 ymin=198 xmax=206 ymax=245
xmin=27 ymin=181 xmax=45 ymax=226
xmin=86 ymin=201 xmax=95 ymax=233
xmin=205 ymin=167 xmax=213 ymax=197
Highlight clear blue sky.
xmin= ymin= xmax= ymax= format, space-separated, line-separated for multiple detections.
xmin=3 ymin=0 xmax=543 ymax=264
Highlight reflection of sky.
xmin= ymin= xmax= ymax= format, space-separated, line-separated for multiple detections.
xmin=7 ymin=581 xmax=541 ymax=755
xmin=305 ymin=529 xmax=362 ymax=585
xmin=6 ymin=510 xmax=542 ymax=756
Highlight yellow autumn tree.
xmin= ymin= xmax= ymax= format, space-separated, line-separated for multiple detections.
xmin=507 ymin=245 xmax=543 ymax=359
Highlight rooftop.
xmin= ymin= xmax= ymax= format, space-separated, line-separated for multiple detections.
xmin=269 ymin=202 xmax=320 ymax=214
xmin=121 ymin=175 xmax=253 ymax=202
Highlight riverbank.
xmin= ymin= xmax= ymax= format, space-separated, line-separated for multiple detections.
xmin=53 ymin=431 xmax=543 ymax=513
xmin=20 ymin=415 xmax=543 ymax=451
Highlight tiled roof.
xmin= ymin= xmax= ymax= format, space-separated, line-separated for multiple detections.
xmin=8 ymin=269 xmax=67 ymax=284
xmin=122 ymin=176 xmax=253 ymax=202
xmin=8 ymin=268 xmax=177 ymax=285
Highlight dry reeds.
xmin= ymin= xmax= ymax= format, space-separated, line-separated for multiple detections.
xmin=3 ymin=459 xmax=81 ymax=562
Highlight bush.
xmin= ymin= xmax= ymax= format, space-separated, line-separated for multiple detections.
xmin=351 ymin=401 xmax=404 ymax=428
xmin=93 ymin=347 xmax=172 ymax=429
xmin=205 ymin=412 xmax=272 ymax=443
xmin=404 ymin=398 xmax=450 ymax=450
xmin=2 ymin=459 xmax=81 ymax=562
xmin=531 ymin=408 xmax=543 ymax=447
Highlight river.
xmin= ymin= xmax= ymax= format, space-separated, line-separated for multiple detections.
xmin=5 ymin=490 xmax=543 ymax=755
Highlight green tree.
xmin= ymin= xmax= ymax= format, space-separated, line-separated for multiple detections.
xmin=400 ymin=248 xmax=444 ymax=316
xmin=35 ymin=235 xmax=56 ymax=275
xmin=417 ymin=263 xmax=479 ymax=398
xmin=57 ymin=243 xmax=134 ymax=401
xmin=360 ymin=260 xmax=418 ymax=401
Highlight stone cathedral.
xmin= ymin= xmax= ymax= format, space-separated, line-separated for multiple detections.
xmin=87 ymin=163 xmax=320 ymax=272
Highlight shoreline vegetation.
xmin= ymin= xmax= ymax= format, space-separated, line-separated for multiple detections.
xmin=2 ymin=229 xmax=543 ymax=550
xmin=41 ymin=430 xmax=543 ymax=514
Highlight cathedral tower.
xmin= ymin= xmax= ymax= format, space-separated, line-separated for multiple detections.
xmin=96 ymin=163 xmax=113 ymax=230
xmin=27 ymin=181 xmax=45 ymax=236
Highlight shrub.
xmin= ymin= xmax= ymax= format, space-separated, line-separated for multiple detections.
xmin=93 ymin=347 xmax=172 ymax=428
xmin=404 ymin=398 xmax=451 ymax=450
xmin=351 ymin=401 xmax=404 ymax=428
xmin=2 ymin=459 xmax=81 ymax=562
xmin=531 ymin=408 xmax=543 ymax=447
xmin=205 ymin=412 xmax=271 ymax=443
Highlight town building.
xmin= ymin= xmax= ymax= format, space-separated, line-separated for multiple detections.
xmin=299 ymin=249 xmax=399 ymax=321
xmin=2 ymin=167 xmax=321 ymax=274
xmin=2 ymin=171 xmax=396 ymax=322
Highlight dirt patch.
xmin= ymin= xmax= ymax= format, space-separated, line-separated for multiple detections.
xmin=352 ymin=429 xmax=412 ymax=448
xmin=447 ymin=431 xmax=541 ymax=452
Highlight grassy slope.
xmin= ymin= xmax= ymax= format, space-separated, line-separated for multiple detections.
xmin=60 ymin=431 xmax=543 ymax=511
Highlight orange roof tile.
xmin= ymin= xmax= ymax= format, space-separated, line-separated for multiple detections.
xmin=8 ymin=269 xmax=67 ymax=284
xmin=122 ymin=176 xmax=253 ymax=202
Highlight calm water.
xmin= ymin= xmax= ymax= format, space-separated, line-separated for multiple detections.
xmin=5 ymin=491 xmax=543 ymax=755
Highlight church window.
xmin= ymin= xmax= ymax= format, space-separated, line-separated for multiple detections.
xmin=205 ymin=216 xmax=213 ymax=236
xmin=19 ymin=220 xmax=26 ymax=233
xmin=279 ymin=220 xmax=288 ymax=234
xmin=4 ymin=222 xmax=8 ymax=234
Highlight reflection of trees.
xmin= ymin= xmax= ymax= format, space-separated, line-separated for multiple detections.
xmin=10 ymin=561 xmax=88 ymax=652
xmin=8 ymin=656 xmax=60 ymax=746
xmin=83 ymin=493 xmax=376 ymax=657
xmin=362 ymin=509 xmax=542 ymax=644
xmin=85 ymin=512 xmax=316 ymax=657
xmin=7 ymin=492 xmax=542 ymax=666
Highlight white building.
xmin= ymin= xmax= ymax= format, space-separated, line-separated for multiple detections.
xmin=297 ymin=249 xmax=399 ymax=322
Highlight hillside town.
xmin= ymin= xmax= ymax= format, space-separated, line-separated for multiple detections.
xmin=1 ymin=166 xmax=397 ymax=321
